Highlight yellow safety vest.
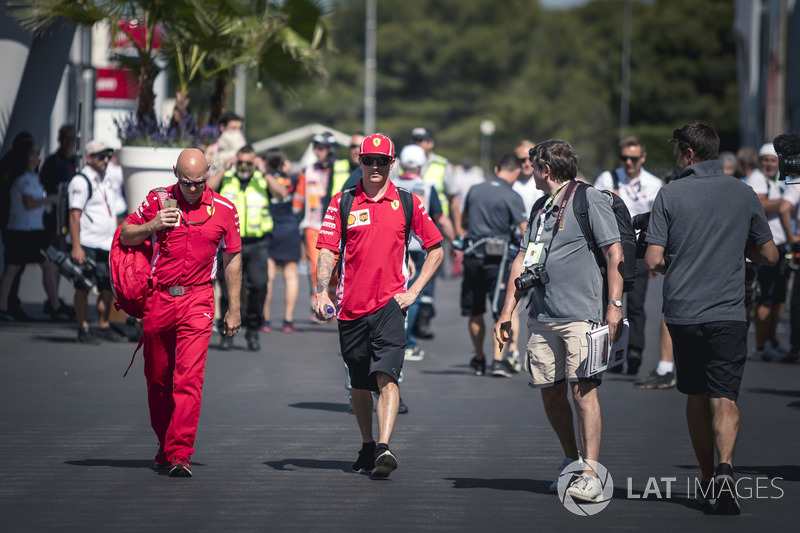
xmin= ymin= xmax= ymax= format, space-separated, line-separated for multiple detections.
xmin=331 ymin=159 xmax=352 ymax=196
xmin=220 ymin=170 xmax=273 ymax=238
xmin=423 ymin=155 xmax=449 ymax=216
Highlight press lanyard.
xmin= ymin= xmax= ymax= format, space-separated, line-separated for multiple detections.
xmin=533 ymin=181 xmax=571 ymax=245
xmin=92 ymin=175 xmax=112 ymax=217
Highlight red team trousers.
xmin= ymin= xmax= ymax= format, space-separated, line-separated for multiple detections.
xmin=142 ymin=285 xmax=215 ymax=462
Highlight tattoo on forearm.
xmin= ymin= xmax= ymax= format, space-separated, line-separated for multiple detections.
xmin=316 ymin=251 xmax=334 ymax=293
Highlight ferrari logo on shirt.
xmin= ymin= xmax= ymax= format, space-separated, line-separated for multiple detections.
xmin=348 ymin=209 xmax=371 ymax=227
xmin=391 ymin=200 xmax=399 ymax=210
xmin=207 ymin=206 xmax=215 ymax=216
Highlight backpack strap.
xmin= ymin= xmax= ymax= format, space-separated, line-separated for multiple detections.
xmin=571 ymin=181 xmax=607 ymax=271
xmin=609 ymin=169 xmax=619 ymax=191
xmin=397 ymin=186 xmax=415 ymax=254
xmin=333 ymin=186 xmax=357 ymax=280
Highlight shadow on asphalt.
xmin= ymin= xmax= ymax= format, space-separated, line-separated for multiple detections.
xmin=747 ymin=387 xmax=800 ymax=398
xmin=64 ymin=459 xmax=204 ymax=470
xmin=264 ymin=459 xmax=352 ymax=472
xmin=444 ymin=477 xmax=551 ymax=493
xmin=675 ymin=463 xmax=800 ymax=482
xmin=289 ymin=402 xmax=350 ymax=413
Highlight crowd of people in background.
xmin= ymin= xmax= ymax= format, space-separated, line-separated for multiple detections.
xmin=2 ymin=117 xmax=799 ymax=371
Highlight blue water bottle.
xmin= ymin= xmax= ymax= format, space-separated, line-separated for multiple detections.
xmin=322 ymin=305 xmax=336 ymax=320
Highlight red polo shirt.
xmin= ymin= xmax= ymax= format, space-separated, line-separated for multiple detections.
xmin=126 ymin=184 xmax=241 ymax=287
xmin=317 ymin=180 xmax=442 ymax=320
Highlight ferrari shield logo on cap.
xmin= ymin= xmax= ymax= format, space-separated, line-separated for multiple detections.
xmin=391 ymin=200 xmax=399 ymax=210
xmin=373 ymin=137 xmax=381 ymax=147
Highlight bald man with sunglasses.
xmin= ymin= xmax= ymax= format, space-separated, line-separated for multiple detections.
xmin=121 ymin=148 xmax=243 ymax=477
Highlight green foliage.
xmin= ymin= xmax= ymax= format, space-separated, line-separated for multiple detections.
xmin=243 ymin=0 xmax=737 ymax=177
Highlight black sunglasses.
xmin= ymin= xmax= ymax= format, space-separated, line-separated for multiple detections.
xmin=517 ymin=157 xmax=530 ymax=165
xmin=92 ymin=152 xmax=112 ymax=161
xmin=178 ymin=178 xmax=208 ymax=188
xmin=236 ymin=161 xmax=254 ymax=167
xmin=620 ymin=155 xmax=642 ymax=163
xmin=360 ymin=155 xmax=392 ymax=166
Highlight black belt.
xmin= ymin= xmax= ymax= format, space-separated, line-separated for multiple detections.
xmin=156 ymin=281 xmax=213 ymax=296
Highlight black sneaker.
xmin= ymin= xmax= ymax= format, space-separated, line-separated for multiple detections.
xmin=626 ymin=352 xmax=642 ymax=375
xmin=633 ymin=370 xmax=676 ymax=390
xmin=246 ymin=330 xmax=260 ymax=351
xmin=695 ymin=479 xmax=716 ymax=508
xmin=96 ymin=327 xmax=126 ymax=342
xmin=398 ymin=397 xmax=408 ymax=414
xmin=78 ymin=328 xmax=100 ymax=345
xmin=491 ymin=359 xmax=512 ymax=378
xmin=372 ymin=443 xmax=397 ymax=478
xmin=711 ymin=463 xmax=740 ymax=515
xmin=219 ymin=336 xmax=233 ymax=351
xmin=44 ymin=299 xmax=75 ymax=321
xmin=168 ymin=457 xmax=192 ymax=478
xmin=470 ymin=356 xmax=486 ymax=376
xmin=352 ymin=441 xmax=376 ymax=473
xmin=607 ymin=364 xmax=624 ymax=374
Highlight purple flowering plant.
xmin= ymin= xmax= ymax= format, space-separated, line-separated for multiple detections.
xmin=114 ymin=113 xmax=201 ymax=148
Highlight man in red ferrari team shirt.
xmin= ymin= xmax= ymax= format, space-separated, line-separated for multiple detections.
xmin=120 ymin=148 xmax=243 ymax=478
xmin=315 ymin=134 xmax=443 ymax=478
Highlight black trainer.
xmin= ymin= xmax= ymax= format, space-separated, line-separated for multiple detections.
xmin=398 ymin=397 xmax=408 ymax=414
xmin=352 ymin=441 xmax=376 ymax=473
xmin=469 ymin=356 xmax=486 ymax=376
xmin=626 ymin=351 xmax=642 ymax=375
xmin=372 ymin=443 xmax=397 ymax=479
xmin=78 ymin=328 xmax=100 ymax=345
xmin=219 ymin=336 xmax=233 ymax=351
xmin=711 ymin=463 xmax=740 ymax=515
xmin=97 ymin=327 xmax=126 ymax=342
xmin=246 ymin=330 xmax=260 ymax=351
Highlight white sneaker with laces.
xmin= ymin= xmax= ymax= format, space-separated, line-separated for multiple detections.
xmin=567 ymin=473 xmax=604 ymax=502
xmin=548 ymin=458 xmax=577 ymax=493
xmin=404 ymin=346 xmax=425 ymax=361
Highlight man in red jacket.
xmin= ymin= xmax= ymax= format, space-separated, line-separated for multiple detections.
xmin=120 ymin=148 xmax=242 ymax=477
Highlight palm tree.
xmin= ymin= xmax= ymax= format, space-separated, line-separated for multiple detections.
xmin=11 ymin=0 xmax=329 ymax=136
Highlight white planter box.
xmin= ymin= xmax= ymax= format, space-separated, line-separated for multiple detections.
xmin=117 ymin=146 xmax=183 ymax=213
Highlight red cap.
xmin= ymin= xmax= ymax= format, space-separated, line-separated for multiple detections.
xmin=359 ymin=134 xmax=395 ymax=157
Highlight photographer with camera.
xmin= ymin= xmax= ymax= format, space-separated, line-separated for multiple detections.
xmin=772 ymin=133 xmax=800 ymax=363
xmin=494 ymin=140 xmax=623 ymax=503
xmin=68 ymin=140 xmax=126 ymax=344
xmin=645 ymin=121 xmax=778 ymax=514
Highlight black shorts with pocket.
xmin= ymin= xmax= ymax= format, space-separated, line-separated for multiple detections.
xmin=78 ymin=246 xmax=112 ymax=291
xmin=666 ymin=321 xmax=748 ymax=401
xmin=460 ymin=254 xmax=505 ymax=319
xmin=338 ymin=298 xmax=406 ymax=392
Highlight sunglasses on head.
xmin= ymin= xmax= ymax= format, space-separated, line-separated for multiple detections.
xmin=178 ymin=178 xmax=208 ymax=188
xmin=360 ymin=155 xmax=392 ymax=166
xmin=620 ymin=155 xmax=642 ymax=163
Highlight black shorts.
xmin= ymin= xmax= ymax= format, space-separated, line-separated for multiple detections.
xmin=268 ymin=221 xmax=301 ymax=262
xmin=338 ymin=298 xmax=406 ymax=391
xmin=460 ymin=255 xmax=505 ymax=319
xmin=755 ymin=263 xmax=787 ymax=304
xmin=666 ymin=321 xmax=748 ymax=401
xmin=3 ymin=229 xmax=48 ymax=266
xmin=77 ymin=246 xmax=112 ymax=291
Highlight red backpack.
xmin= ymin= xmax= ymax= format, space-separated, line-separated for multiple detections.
xmin=109 ymin=188 xmax=169 ymax=319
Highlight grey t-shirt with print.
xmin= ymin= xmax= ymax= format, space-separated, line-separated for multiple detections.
xmin=521 ymin=182 xmax=620 ymax=323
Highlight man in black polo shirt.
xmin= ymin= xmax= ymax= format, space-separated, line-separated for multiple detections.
xmin=460 ymin=154 xmax=527 ymax=377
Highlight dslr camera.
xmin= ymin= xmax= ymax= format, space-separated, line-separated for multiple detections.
xmin=515 ymin=264 xmax=549 ymax=291
xmin=774 ymin=133 xmax=800 ymax=179
xmin=41 ymin=245 xmax=97 ymax=291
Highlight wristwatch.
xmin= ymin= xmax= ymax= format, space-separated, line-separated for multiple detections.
xmin=608 ymin=299 xmax=623 ymax=308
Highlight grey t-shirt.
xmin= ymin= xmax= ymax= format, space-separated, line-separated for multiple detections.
xmin=463 ymin=178 xmax=527 ymax=243
xmin=521 ymin=183 xmax=620 ymax=323
xmin=646 ymin=160 xmax=773 ymax=325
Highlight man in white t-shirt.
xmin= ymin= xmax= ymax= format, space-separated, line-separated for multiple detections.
xmin=512 ymin=140 xmax=544 ymax=216
xmin=746 ymin=142 xmax=796 ymax=360
xmin=67 ymin=140 xmax=125 ymax=344
xmin=594 ymin=136 xmax=662 ymax=376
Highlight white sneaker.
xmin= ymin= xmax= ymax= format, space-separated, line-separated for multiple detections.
xmin=404 ymin=346 xmax=425 ymax=361
xmin=548 ymin=458 xmax=576 ymax=492
xmin=566 ymin=473 xmax=604 ymax=502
